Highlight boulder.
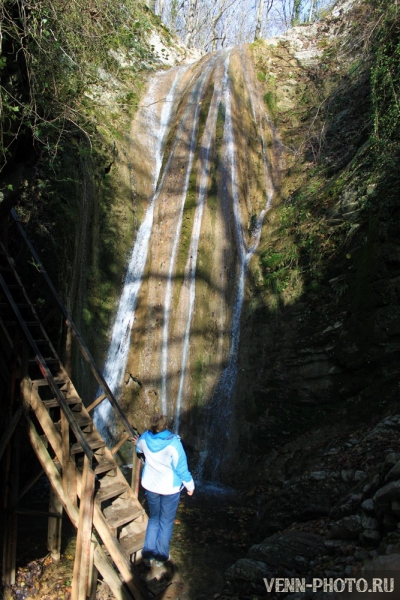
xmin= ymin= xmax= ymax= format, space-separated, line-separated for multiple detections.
xmin=385 ymin=459 xmax=400 ymax=483
xmin=330 ymin=493 xmax=362 ymax=519
xmin=329 ymin=515 xmax=362 ymax=540
xmin=225 ymin=558 xmax=272 ymax=583
xmin=361 ymin=513 xmax=379 ymax=531
xmin=364 ymin=554 xmax=400 ymax=570
xmin=360 ymin=530 xmax=381 ymax=544
xmin=361 ymin=499 xmax=375 ymax=513
xmin=247 ymin=531 xmax=325 ymax=571
xmin=374 ymin=480 xmax=400 ymax=507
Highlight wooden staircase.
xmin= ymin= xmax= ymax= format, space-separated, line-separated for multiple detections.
xmin=0 ymin=211 xmax=187 ymax=600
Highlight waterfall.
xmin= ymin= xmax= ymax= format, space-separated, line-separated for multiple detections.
xmin=160 ymin=56 xmax=217 ymax=413
xmin=94 ymin=46 xmax=278 ymax=479
xmin=197 ymin=50 xmax=276 ymax=480
xmin=94 ymin=67 xmax=185 ymax=438
xmin=174 ymin=54 xmax=230 ymax=431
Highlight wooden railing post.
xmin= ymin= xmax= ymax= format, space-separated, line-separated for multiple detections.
xmin=131 ymin=452 xmax=141 ymax=497
xmin=72 ymin=454 xmax=95 ymax=600
xmin=48 ymin=485 xmax=63 ymax=561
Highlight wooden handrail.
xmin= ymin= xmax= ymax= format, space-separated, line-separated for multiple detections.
xmin=10 ymin=208 xmax=139 ymax=439
xmin=0 ymin=272 xmax=94 ymax=462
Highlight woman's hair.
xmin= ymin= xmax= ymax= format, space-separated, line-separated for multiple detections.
xmin=149 ymin=414 xmax=168 ymax=434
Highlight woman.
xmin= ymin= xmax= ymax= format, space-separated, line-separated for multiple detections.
xmin=132 ymin=414 xmax=194 ymax=567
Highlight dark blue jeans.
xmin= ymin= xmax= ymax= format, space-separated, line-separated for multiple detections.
xmin=142 ymin=490 xmax=181 ymax=561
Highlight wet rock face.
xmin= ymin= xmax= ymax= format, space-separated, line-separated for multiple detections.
xmin=115 ymin=45 xmax=281 ymax=474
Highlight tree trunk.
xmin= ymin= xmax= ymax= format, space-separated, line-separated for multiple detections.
xmin=308 ymin=0 xmax=315 ymax=21
xmin=254 ymin=0 xmax=265 ymax=40
xmin=291 ymin=0 xmax=302 ymax=25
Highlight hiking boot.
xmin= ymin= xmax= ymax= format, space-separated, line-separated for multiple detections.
xmin=143 ymin=558 xmax=155 ymax=568
xmin=154 ymin=560 xmax=165 ymax=568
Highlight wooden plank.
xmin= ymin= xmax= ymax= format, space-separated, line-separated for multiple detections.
xmin=96 ymin=481 xmax=127 ymax=504
xmin=24 ymin=414 xmax=134 ymax=600
xmin=111 ymin=432 xmax=130 ymax=456
xmin=74 ymin=415 xmax=93 ymax=431
xmin=43 ymin=396 xmax=82 ymax=409
xmin=70 ymin=437 xmax=105 ymax=455
xmin=93 ymin=545 xmax=132 ymax=600
xmin=86 ymin=393 xmax=106 ymax=413
xmin=88 ymin=541 xmax=98 ymax=600
xmin=103 ymin=505 xmax=145 ymax=530
xmin=131 ymin=452 xmax=141 ymax=497
xmin=28 ymin=382 xmax=64 ymax=464
xmin=72 ymin=455 xmax=95 ymax=600
xmin=2 ymin=425 xmax=21 ymax=587
xmin=119 ymin=532 xmax=146 ymax=557
xmin=61 ymin=410 xmax=77 ymax=507
xmin=94 ymin=460 xmax=116 ymax=475
xmin=32 ymin=376 xmax=67 ymax=387
xmin=47 ymin=487 xmax=63 ymax=561
xmin=92 ymin=503 xmax=148 ymax=600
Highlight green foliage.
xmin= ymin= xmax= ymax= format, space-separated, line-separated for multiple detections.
xmin=370 ymin=0 xmax=400 ymax=176
xmin=291 ymin=0 xmax=303 ymax=26
xmin=0 ymin=0 xmax=156 ymax=171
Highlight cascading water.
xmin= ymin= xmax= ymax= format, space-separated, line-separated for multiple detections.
xmin=94 ymin=67 xmax=186 ymax=439
xmin=160 ymin=57 xmax=217 ymax=414
xmin=174 ymin=54 xmax=230 ymax=431
xmin=95 ymin=47 xmax=279 ymax=480
xmin=197 ymin=51 xmax=276 ymax=480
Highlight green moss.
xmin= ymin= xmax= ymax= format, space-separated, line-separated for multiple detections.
xmin=263 ymin=91 xmax=276 ymax=115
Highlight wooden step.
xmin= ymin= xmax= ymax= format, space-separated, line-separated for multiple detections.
xmin=70 ymin=434 xmax=105 ymax=455
xmin=94 ymin=461 xmax=117 ymax=475
xmin=96 ymin=481 xmax=128 ymax=504
xmin=29 ymin=357 xmax=59 ymax=366
xmin=119 ymin=531 xmax=146 ymax=557
xmin=55 ymin=415 xmax=92 ymax=434
xmin=74 ymin=415 xmax=93 ymax=431
xmin=42 ymin=395 xmax=82 ymax=409
xmin=103 ymin=504 xmax=145 ymax=529
xmin=32 ymin=376 xmax=67 ymax=387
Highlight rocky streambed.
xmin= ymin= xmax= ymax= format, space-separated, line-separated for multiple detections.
xmin=223 ymin=412 xmax=400 ymax=599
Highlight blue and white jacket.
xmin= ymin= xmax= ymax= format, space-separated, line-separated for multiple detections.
xmin=136 ymin=430 xmax=195 ymax=495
